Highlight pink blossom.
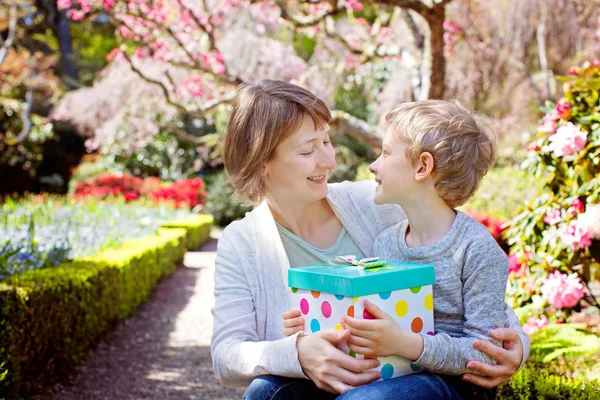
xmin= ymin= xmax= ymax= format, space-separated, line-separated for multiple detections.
xmin=560 ymin=220 xmax=592 ymax=250
xmin=344 ymin=53 xmax=361 ymax=71
xmin=443 ymin=20 xmax=465 ymax=34
xmin=523 ymin=315 xmax=549 ymax=335
xmin=102 ymin=0 xmax=115 ymax=11
xmin=375 ymin=27 xmax=394 ymax=44
xmin=507 ymin=252 xmax=529 ymax=278
xmin=547 ymin=122 xmax=588 ymax=157
xmin=568 ymin=66 xmax=581 ymax=76
xmin=119 ymin=26 xmax=133 ymax=39
xmin=309 ymin=3 xmax=328 ymax=15
xmin=555 ymin=99 xmax=571 ymax=120
xmin=577 ymin=204 xmax=600 ymax=240
xmin=345 ymin=0 xmax=363 ymax=12
xmin=537 ymin=110 xmax=559 ymax=135
xmin=180 ymin=75 xmax=205 ymax=97
xmin=133 ymin=46 xmax=146 ymax=59
xmin=67 ymin=9 xmax=86 ymax=21
xmin=567 ymin=198 xmax=584 ymax=216
xmin=540 ymin=270 xmax=585 ymax=309
xmin=544 ymin=208 xmax=562 ymax=226
xmin=106 ymin=48 xmax=124 ymax=62
xmin=57 ymin=0 xmax=72 ymax=10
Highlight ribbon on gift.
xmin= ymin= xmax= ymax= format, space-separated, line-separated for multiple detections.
xmin=328 ymin=255 xmax=388 ymax=270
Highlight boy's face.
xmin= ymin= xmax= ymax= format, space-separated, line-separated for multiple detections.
xmin=263 ymin=114 xmax=336 ymax=206
xmin=369 ymin=128 xmax=418 ymax=205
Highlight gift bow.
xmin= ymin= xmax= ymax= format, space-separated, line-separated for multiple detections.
xmin=328 ymin=255 xmax=388 ymax=270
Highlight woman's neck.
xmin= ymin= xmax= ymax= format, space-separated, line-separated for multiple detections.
xmin=267 ymin=197 xmax=341 ymax=248
xmin=401 ymin=196 xmax=456 ymax=248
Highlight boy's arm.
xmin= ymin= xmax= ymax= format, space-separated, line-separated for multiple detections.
xmin=505 ymin=303 xmax=530 ymax=368
xmin=413 ymin=238 xmax=510 ymax=375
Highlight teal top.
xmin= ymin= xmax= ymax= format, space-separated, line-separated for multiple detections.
xmin=288 ymin=260 xmax=435 ymax=297
xmin=276 ymin=223 xmax=365 ymax=268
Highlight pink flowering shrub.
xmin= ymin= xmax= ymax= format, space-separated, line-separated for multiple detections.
xmin=523 ymin=315 xmax=549 ymax=335
xmin=505 ymin=61 xmax=600 ymax=318
xmin=540 ymin=271 xmax=585 ymax=310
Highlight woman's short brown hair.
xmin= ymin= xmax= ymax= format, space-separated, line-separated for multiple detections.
xmin=223 ymin=80 xmax=331 ymax=205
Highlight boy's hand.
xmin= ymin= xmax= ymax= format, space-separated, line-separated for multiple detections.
xmin=283 ymin=309 xmax=305 ymax=337
xmin=341 ymin=300 xmax=407 ymax=358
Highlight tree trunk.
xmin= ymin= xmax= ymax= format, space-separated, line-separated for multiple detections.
xmin=36 ymin=0 xmax=79 ymax=90
xmin=427 ymin=6 xmax=445 ymax=99
xmin=55 ymin=10 xmax=78 ymax=90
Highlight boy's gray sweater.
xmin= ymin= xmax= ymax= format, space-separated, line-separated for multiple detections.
xmin=373 ymin=210 xmax=510 ymax=375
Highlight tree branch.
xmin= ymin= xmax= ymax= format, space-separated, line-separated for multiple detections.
xmin=330 ymin=110 xmax=382 ymax=149
xmin=274 ymin=0 xmax=344 ymax=27
xmin=14 ymin=81 xmax=34 ymax=143
xmin=361 ymin=0 xmax=429 ymax=16
xmin=121 ymin=50 xmax=190 ymax=115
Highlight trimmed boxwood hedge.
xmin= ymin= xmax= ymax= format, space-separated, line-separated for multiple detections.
xmin=0 ymin=215 xmax=213 ymax=398
xmin=160 ymin=214 xmax=213 ymax=250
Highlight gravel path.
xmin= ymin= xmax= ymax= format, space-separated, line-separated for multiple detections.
xmin=29 ymin=231 xmax=246 ymax=400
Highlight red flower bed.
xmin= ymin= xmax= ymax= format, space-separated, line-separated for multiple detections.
xmin=75 ymin=173 xmax=143 ymax=201
xmin=151 ymin=177 xmax=207 ymax=209
xmin=74 ymin=173 xmax=207 ymax=209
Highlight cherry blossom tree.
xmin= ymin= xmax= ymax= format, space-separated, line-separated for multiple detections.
xmin=53 ymin=0 xmax=457 ymax=148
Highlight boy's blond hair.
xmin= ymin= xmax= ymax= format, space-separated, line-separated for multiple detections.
xmin=386 ymin=100 xmax=497 ymax=208
xmin=223 ymin=80 xmax=331 ymax=205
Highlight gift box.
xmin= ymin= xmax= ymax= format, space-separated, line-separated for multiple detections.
xmin=288 ymin=259 xmax=435 ymax=380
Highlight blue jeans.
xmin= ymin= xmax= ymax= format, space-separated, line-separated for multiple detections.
xmin=243 ymin=373 xmax=496 ymax=400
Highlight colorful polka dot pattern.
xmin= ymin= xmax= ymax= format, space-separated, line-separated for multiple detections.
xmin=292 ymin=283 xmax=434 ymax=381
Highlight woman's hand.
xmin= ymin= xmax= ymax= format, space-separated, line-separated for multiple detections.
xmin=282 ymin=309 xmax=305 ymax=337
xmin=462 ymin=328 xmax=524 ymax=388
xmin=297 ymin=328 xmax=381 ymax=394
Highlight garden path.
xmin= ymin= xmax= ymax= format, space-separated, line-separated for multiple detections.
xmin=30 ymin=230 xmax=247 ymax=400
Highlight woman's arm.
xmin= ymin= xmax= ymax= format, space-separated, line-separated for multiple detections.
xmin=211 ymin=225 xmax=381 ymax=391
xmin=211 ymin=226 xmax=306 ymax=387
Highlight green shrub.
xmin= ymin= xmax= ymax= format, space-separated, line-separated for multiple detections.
xmin=204 ymin=171 xmax=252 ymax=227
xmin=462 ymin=166 xmax=541 ymax=221
xmin=0 ymin=216 xmax=212 ymax=398
xmin=498 ymin=362 xmax=600 ymax=399
xmin=528 ymin=323 xmax=600 ymax=382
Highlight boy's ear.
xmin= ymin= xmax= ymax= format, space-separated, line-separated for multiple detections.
xmin=415 ymin=152 xmax=434 ymax=181
xmin=261 ymin=163 xmax=269 ymax=177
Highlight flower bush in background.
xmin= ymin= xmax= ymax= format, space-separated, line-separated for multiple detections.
xmin=505 ymin=60 xmax=600 ymax=321
xmin=74 ymin=173 xmax=206 ymax=209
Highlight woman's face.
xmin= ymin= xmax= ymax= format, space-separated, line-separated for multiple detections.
xmin=263 ymin=114 xmax=336 ymax=206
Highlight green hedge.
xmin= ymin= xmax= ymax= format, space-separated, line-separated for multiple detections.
xmin=159 ymin=214 xmax=214 ymax=249
xmin=0 ymin=215 xmax=212 ymax=398
xmin=499 ymin=363 xmax=600 ymax=399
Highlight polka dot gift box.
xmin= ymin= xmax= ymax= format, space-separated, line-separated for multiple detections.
xmin=288 ymin=259 xmax=435 ymax=381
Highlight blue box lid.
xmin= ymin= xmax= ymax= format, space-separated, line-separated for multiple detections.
xmin=288 ymin=260 xmax=435 ymax=297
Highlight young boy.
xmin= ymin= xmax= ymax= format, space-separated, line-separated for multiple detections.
xmin=284 ymin=100 xmax=509 ymax=398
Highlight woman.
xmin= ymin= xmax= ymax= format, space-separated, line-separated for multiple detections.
xmin=211 ymin=80 xmax=529 ymax=399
